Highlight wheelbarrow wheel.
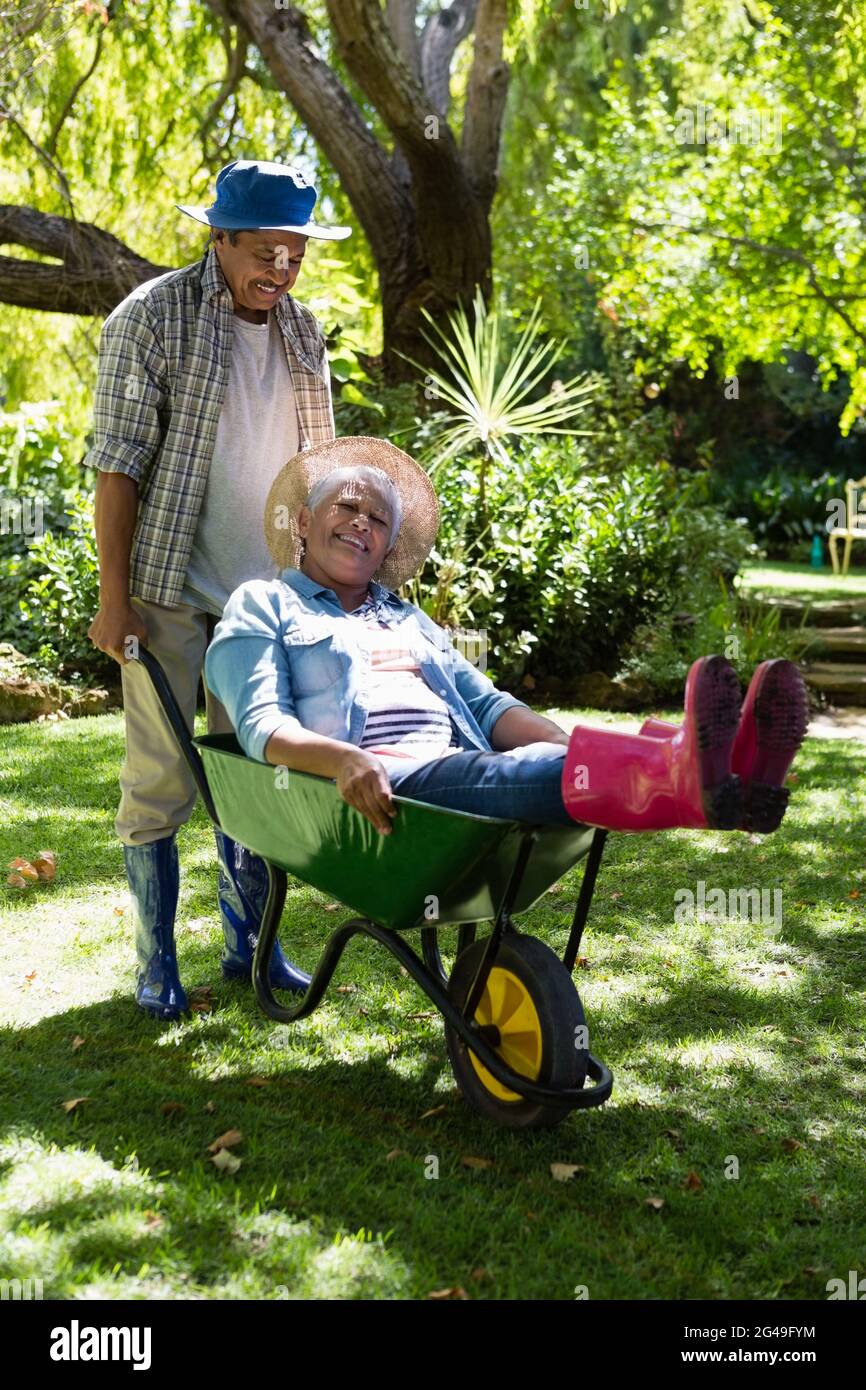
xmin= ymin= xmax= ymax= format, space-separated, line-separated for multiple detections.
xmin=444 ymin=933 xmax=588 ymax=1130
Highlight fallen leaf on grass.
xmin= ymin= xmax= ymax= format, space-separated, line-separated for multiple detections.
xmin=245 ymin=1077 xmax=270 ymax=1088
xmin=407 ymin=1011 xmax=436 ymax=1021
xmin=160 ymin=1101 xmax=185 ymax=1117
xmin=470 ymin=1267 xmax=488 ymax=1282
xmin=204 ymin=1101 xmax=216 ymax=1114
xmin=428 ymin=1286 xmax=468 ymax=1300
xmin=8 ymin=857 xmax=39 ymax=883
xmin=6 ymin=873 xmax=28 ymax=889
xmin=385 ymin=1149 xmax=407 ymax=1161
xmin=19 ymin=970 xmax=37 ymax=989
xmin=188 ymin=986 xmax=214 ymax=1014
xmin=645 ymin=1196 xmax=665 ymax=1211
xmin=207 ymin=1128 xmax=242 ymax=1153
xmin=33 ymin=851 xmax=56 ymax=881
xmin=113 ymin=906 xmax=125 ymax=917
xmin=210 ymin=1148 xmax=242 ymax=1174
xmin=419 ymin=1105 xmax=447 ymax=1120
xmin=61 ymin=1097 xmax=90 ymax=1113
xmin=782 ymin=1137 xmax=805 ymax=1152
xmin=323 ymin=902 xmax=341 ymax=912
xmin=71 ymin=1035 xmax=86 ymax=1051
xmin=684 ymin=1171 xmax=703 ymax=1192
xmin=461 ymin=1155 xmax=494 ymax=1170
xmin=806 ymin=1194 xmax=822 ymax=1210
xmin=575 ymin=956 xmax=591 ymax=969
xmin=336 ymin=984 xmax=356 ymax=994
xmin=550 ymin=1162 xmax=585 ymax=1182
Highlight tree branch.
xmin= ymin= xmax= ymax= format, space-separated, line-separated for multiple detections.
xmin=0 ymin=205 xmax=172 ymax=314
xmin=196 ymin=17 xmax=249 ymax=160
xmin=630 ymin=217 xmax=866 ymax=351
xmin=419 ymin=0 xmax=477 ymax=116
xmin=460 ymin=0 xmax=509 ymax=211
xmin=0 ymin=99 xmax=75 ymax=208
xmin=386 ymin=0 xmax=420 ymax=82
xmin=45 ymin=0 xmax=116 ymax=157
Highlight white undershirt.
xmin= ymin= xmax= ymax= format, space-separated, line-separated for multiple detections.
xmin=182 ymin=311 xmax=300 ymax=615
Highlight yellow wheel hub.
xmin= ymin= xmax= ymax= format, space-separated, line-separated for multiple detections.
xmin=467 ymin=966 xmax=544 ymax=1102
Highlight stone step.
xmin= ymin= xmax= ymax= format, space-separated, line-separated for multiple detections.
xmin=801 ymin=626 xmax=866 ymax=660
xmin=750 ymin=595 xmax=866 ymax=627
xmin=802 ymin=661 xmax=866 ymax=706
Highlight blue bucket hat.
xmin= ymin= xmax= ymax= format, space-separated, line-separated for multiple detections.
xmin=176 ymin=159 xmax=351 ymax=241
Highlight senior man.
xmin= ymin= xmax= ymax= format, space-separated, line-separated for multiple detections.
xmin=86 ymin=159 xmax=351 ymax=1021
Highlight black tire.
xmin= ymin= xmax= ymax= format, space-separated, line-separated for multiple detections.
xmin=444 ymin=933 xmax=587 ymax=1130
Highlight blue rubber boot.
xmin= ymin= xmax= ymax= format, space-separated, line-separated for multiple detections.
xmin=215 ymin=830 xmax=311 ymax=994
xmin=124 ymin=835 xmax=188 ymax=1022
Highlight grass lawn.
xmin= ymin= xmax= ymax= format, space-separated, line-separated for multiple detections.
xmin=1 ymin=710 xmax=864 ymax=1300
xmin=739 ymin=561 xmax=866 ymax=603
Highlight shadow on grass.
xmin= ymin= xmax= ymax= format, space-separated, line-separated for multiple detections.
xmin=1 ymin=721 xmax=863 ymax=1296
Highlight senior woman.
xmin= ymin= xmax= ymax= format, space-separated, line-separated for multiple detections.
xmin=204 ymin=438 xmax=809 ymax=857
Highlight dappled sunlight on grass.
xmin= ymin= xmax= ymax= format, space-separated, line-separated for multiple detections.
xmin=0 ymin=713 xmax=864 ymax=1297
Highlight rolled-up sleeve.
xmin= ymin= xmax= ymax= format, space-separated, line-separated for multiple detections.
xmin=451 ymin=648 xmax=533 ymax=746
xmin=83 ymin=297 xmax=167 ymax=486
xmin=204 ymin=582 xmax=304 ymax=763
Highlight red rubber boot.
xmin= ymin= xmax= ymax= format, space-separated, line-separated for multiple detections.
xmin=561 ymin=656 xmax=743 ymax=832
xmin=730 ymin=659 xmax=810 ymax=832
xmin=640 ymin=660 xmax=809 ymax=833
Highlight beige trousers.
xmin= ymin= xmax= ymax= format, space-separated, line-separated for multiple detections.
xmin=116 ymin=598 xmax=232 ymax=846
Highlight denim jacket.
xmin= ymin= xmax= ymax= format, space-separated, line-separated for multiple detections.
xmin=204 ymin=567 xmax=530 ymax=764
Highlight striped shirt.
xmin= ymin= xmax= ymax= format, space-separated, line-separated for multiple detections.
xmin=348 ymin=593 xmax=461 ymax=762
xmin=84 ymin=246 xmax=335 ymax=607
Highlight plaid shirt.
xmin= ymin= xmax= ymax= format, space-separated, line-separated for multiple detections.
xmin=85 ymin=246 xmax=336 ymax=607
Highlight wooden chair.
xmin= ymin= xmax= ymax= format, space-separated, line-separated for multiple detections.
xmin=828 ymin=475 xmax=866 ymax=575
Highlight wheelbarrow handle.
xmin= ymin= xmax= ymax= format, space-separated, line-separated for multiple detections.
xmin=133 ymin=646 xmax=220 ymax=825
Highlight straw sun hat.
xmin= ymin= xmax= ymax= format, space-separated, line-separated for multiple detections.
xmin=263 ymin=436 xmax=440 ymax=591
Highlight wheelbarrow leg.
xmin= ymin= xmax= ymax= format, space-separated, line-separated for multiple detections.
xmin=420 ymin=922 xmax=479 ymax=987
xmin=563 ymin=828 xmax=608 ymax=972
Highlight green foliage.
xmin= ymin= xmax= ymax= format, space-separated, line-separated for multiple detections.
xmin=0 ymin=402 xmax=80 ymax=492
xmin=17 ymin=491 xmax=105 ymax=683
xmin=496 ymin=0 xmax=866 ymax=431
xmin=618 ymin=573 xmax=813 ymax=700
xmin=395 ymin=287 xmax=598 ymax=476
xmin=404 ymin=440 xmax=754 ymax=688
xmin=709 ymin=461 xmax=849 ymax=555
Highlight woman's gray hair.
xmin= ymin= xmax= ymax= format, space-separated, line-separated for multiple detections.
xmin=303 ymin=465 xmax=403 ymax=550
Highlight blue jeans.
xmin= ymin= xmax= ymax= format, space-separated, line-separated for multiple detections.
xmin=385 ymin=741 xmax=574 ymax=826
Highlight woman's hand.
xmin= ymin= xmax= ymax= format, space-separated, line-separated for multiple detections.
xmin=336 ymin=748 xmax=398 ymax=835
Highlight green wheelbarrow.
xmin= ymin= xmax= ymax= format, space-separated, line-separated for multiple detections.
xmin=139 ymin=648 xmax=613 ymax=1129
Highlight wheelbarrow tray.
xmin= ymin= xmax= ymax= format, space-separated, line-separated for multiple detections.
xmin=195 ymin=733 xmax=596 ymax=933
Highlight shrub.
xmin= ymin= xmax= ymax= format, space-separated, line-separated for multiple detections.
xmin=617 ymin=576 xmax=813 ymax=700
xmin=709 ymin=459 xmax=849 ymax=557
xmin=404 ymin=437 xmax=756 ymax=689
xmin=17 ymin=490 xmax=109 ymax=684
